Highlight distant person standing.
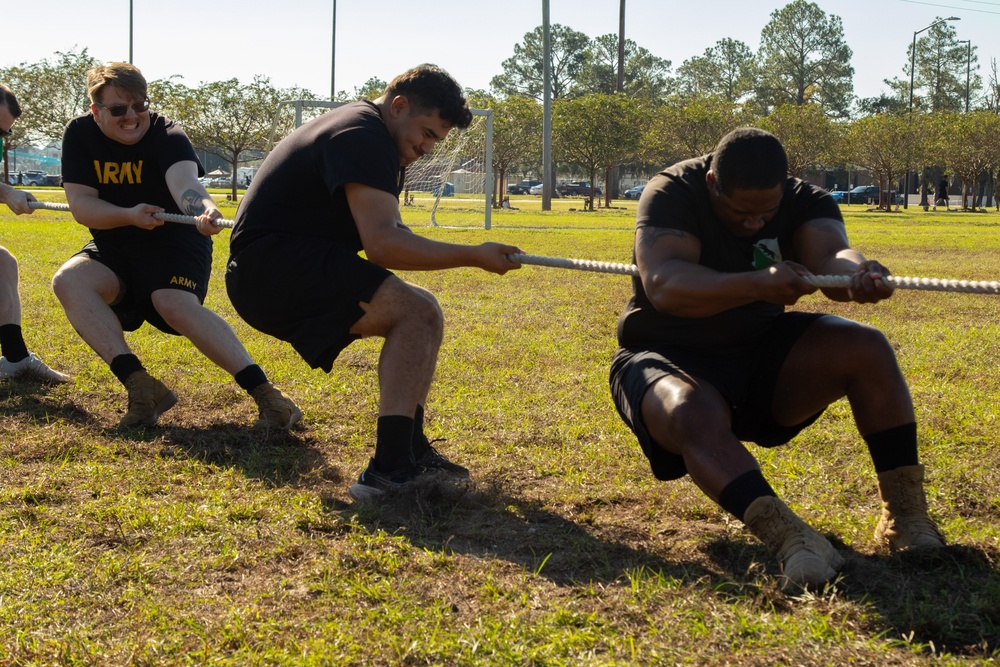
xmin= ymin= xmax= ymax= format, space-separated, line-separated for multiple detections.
xmin=52 ymin=62 xmax=300 ymax=429
xmin=935 ymin=177 xmax=950 ymax=211
xmin=0 ymin=83 xmax=70 ymax=383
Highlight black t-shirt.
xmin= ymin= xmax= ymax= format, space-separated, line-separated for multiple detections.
xmin=61 ymin=112 xmax=205 ymax=245
xmin=230 ymin=101 xmax=403 ymax=255
xmin=617 ymin=154 xmax=842 ymax=351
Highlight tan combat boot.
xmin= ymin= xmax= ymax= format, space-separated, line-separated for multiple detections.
xmin=744 ymin=496 xmax=845 ymax=592
xmin=874 ymin=464 xmax=945 ymax=551
xmin=250 ymin=382 xmax=302 ymax=430
xmin=119 ymin=370 xmax=178 ymax=428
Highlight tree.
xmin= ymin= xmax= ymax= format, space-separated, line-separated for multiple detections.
xmin=553 ymin=93 xmax=642 ymax=211
xmin=488 ymin=96 xmax=542 ymax=204
xmin=844 ymin=114 xmax=912 ymax=210
xmin=675 ymin=38 xmax=756 ymax=103
xmin=985 ymin=58 xmax=1000 ymax=113
xmin=643 ymin=96 xmax=744 ymax=169
xmin=758 ymin=103 xmax=839 ymax=177
xmin=174 ymin=76 xmax=292 ymax=199
xmin=490 ymin=25 xmax=591 ymax=101
xmin=0 ymin=47 xmax=98 ymax=147
xmin=927 ymin=111 xmax=1000 ymax=209
xmin=576 ymin=34 xmax=672 ymax=101
xmin=892 ymin=20 xmax=981 ymax=113
xmin=336 ymin=77 xmax=387 ymax=102
xmin=757 ymin=0 xmax=854 ymax=117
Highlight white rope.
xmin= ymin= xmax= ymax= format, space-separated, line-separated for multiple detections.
xmin=25 ymin=204 xmax=1000 ymax=295
xmin=28 ymin=201 xmax=235 ymax=228
xmin=509 ymin=254 xmax=1000 ymax=295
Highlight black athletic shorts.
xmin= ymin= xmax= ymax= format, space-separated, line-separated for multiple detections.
xmin=73 ymin=233 xmax=212 ymax=335
xmin=609 ymin=311 xmax=829 ymax=481
xmin=225 ymin=234 xmax=392 ymax=372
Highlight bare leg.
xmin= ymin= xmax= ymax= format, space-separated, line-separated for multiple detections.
xmin=641 ymin=374 xmax=759 ymax=502
xmin=150 ymin=289 xmax=254 ymax=375
xmin=51 ymin=256 xmax=131 ymax=362
xmin=0 ymin=248 xmax=21 ymax=327
xmin=770 ymin=316 xmax=914 ymax=436
xmin=349 ymin=276 xmax=443 ymax=417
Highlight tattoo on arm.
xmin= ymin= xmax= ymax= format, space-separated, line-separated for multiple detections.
xmin=638 ymin=226 xmax=687 ymax=248
xmin=180 ymin=190 xmax=206 ymax=216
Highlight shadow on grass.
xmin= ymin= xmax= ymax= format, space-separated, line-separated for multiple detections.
xmin=703 ymin=530 xmax=1000 ymax=657
xmin=0 ymin=379 xmax=97 ymax=426
xmin=336 ymin=471 xmax=724 ymax=590
xmin=144 ymin=423 xmax=340 ymax=489
xmin=843 ymin=543 xmax=1000 ymax=656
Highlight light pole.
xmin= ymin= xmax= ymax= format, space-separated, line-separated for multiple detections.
xmin=330 ymin=0 xmax=337 ymax=101
xmin=129 ymin=0 xmax=133 ymax=63
xmin=906 ymin=16 xmax=959 ymax=209
xmin=958 ymin=40 xmax=971 ymax=112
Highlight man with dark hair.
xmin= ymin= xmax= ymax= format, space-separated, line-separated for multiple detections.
xmin=52 ymin=62 xmax=300 ymax=429
xmin=0 ymin=83 xmax=69 ymax=383
xmin=226 ymin=64 xmax=523 ymax=500
xmin=609 ymin=127 xmax=944 ymax=592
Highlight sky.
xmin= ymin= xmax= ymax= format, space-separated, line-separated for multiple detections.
xmin=3 ymin=0 xmax=999 ymax=104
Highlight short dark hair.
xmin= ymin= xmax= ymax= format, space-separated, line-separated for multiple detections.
xmin=0 ymin=83 xmax=22 ymax=118
xmin=87 ymin=62 xmax=148 ymax=105
xmin=383 ymin=64 xmax=472 ymax=130
xmin=712 ymin=127 xmax=788 ymax=194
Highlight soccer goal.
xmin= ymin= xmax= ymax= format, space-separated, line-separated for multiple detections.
xmin=402 ymin=108 xmax=493 ymax=229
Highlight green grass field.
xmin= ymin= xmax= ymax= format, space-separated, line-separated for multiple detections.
xmin=2 ymin=192 xmax=999 ymax=665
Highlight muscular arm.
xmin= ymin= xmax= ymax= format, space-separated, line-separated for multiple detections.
xmin=635 ymin=225 xmax=817 ymax=318
xmin=794 ymin=217 xmax=893 ymax=303
xmin=347 ymin=182 xmax=521 ymax=274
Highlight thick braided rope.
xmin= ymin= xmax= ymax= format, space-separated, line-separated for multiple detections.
xmin=28 ymin=201 xmax=236 ymax=228
xmin=509 ymin=253 xmax=1000 ymax=295
xmin=24 ymin=204 xmax=1000 ymax=294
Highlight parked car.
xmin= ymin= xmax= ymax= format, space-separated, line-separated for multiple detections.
xmin=557 ymin=181 xmax=602 ymax=197
xmin=623 ymin=185 xmax=645 ymax=200
xmin=828 ymin=190 xmax=847 ymax=203
xmin=11 ymin=170 xmax=47 ymax=186
xmin=433 ymin=181 xmax=455 ymax=197
xmin=528 ymin=183 xmax=561 ymax=197
xmin=845 ymin=185 xmax=903 ymax=205
xmin=507 ymin=179 xmax=541 ymax=195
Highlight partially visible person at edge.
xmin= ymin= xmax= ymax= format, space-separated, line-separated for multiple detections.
xmin=609 ymin=127 xmax=945 ymax=592
xmin=52 ymin=63 xmax=301 ymax=430
xmin=226 ymin=64 xmax=523 ymax=501
xmin=0 ymin=83 xmax=69 ymax=384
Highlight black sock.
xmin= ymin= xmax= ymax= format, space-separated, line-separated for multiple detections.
xmin=373 ymin=415 xmax=415 ymax=471
xmin=0 ymin=324 xmax=29 ymax=363
xmin=412 ymin=404 xmax=430 ymax=458
xmin=718 ymin=470 xmax=778 ymax=522
xmin=109 ymin=354 xmax=145 ymax=386
xmin=865 ymin=422 xmax=919 ymax=473
xmin=234 ymin=364 xmax=268 ymax=393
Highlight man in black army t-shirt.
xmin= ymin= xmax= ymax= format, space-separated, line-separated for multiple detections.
xmin=53 ymin=62 xmax=300 ymax=431
xmin=227 ymin=64 xmax=523 ymax=501
xmin=609 ymin=127 xmax=945 ymax=592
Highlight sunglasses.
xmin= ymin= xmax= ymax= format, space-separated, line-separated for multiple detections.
xmin=0 ymin=126 xmax=12 ymax=137
xmin=96 ymin=99 xmax=150 ymax=117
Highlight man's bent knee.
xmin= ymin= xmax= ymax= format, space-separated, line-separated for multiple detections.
xmin=353 ymin=278 xmax=444 ymax=339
